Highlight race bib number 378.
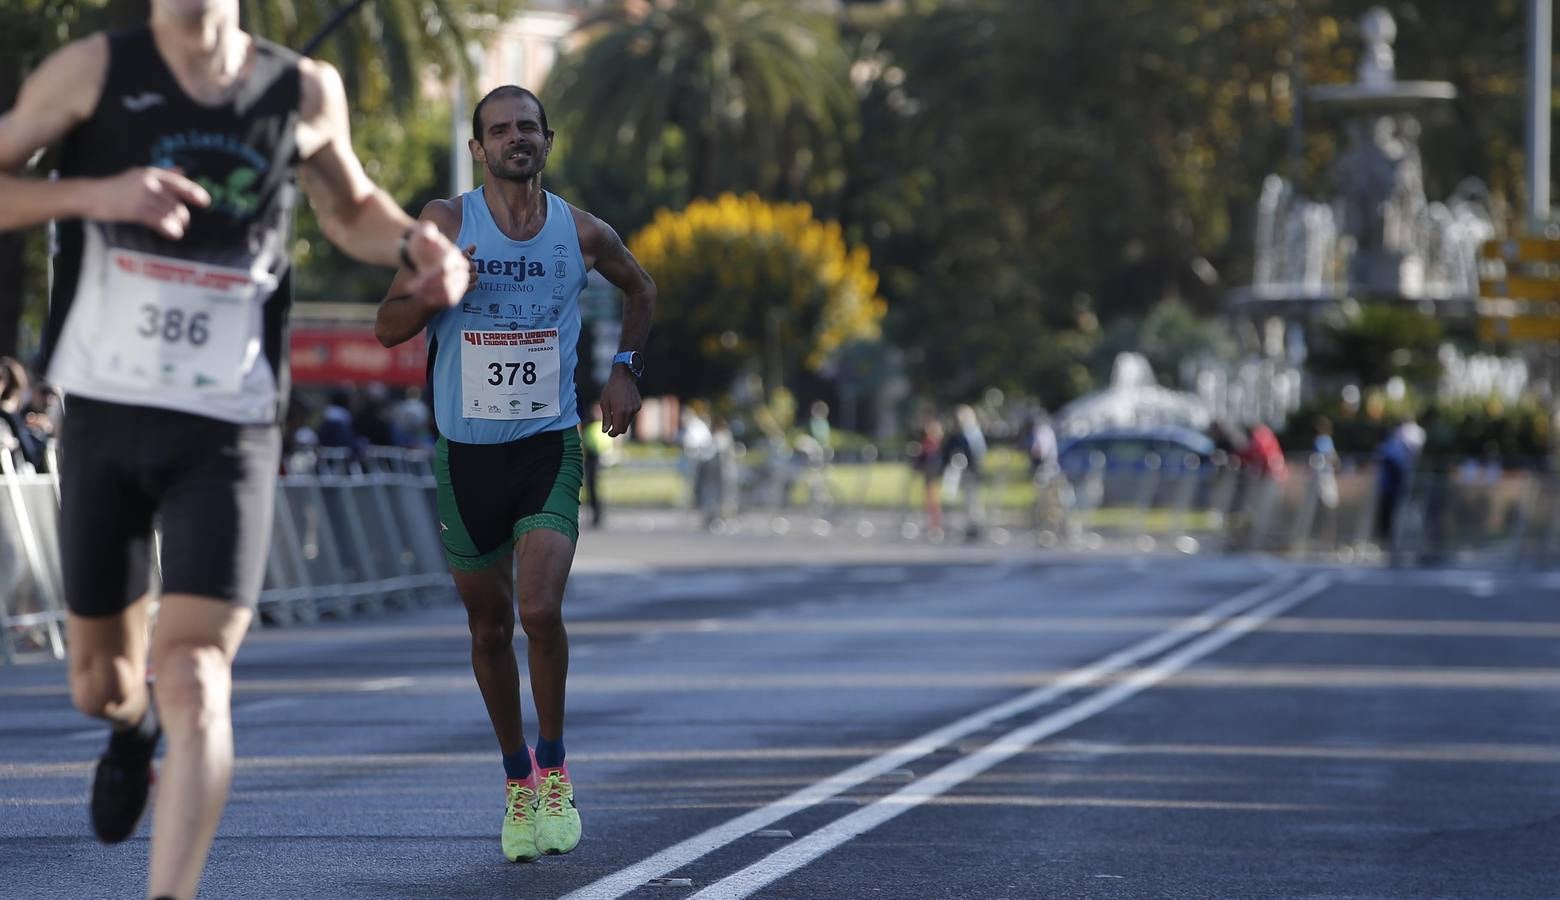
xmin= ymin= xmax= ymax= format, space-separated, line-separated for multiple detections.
xmin=460 ymin=329 xmax=562 ymax=421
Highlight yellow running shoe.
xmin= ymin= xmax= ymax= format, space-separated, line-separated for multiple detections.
xmin=502 ymin=777 xmax=540 ymax=862
xmin=534 ymin=764 xmax=581 ymax=855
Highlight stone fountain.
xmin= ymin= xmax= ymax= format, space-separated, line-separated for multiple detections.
xmin=1208 ymin=7 xmax=1506 ymax=426
xmin=1248 ymin=7 xmax=1496 ymax=308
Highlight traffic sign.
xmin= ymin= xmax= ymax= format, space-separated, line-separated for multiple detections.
xmin=1479 ymin=236 xmax=1560 ymax=301
xmin=1480 ymin=236 xmax=1560 ymax=263
xmin=1478 ymin=275 xmax=1560 ymax=301
xmin=1478 ymin=313 xmax=1560 ymax=343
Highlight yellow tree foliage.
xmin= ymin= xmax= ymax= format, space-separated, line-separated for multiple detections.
xmin=629 ymin=193 xmax=886 ymax=397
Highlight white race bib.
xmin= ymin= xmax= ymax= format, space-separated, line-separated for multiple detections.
xmin=97 ymin=249 xmax=260 ymax=394
xmin=460 ymin=328 xmax=562 ymax=421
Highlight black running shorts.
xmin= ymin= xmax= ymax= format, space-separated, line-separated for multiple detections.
xmin=434 ymin=427 xmax=582 ymax=572
xmin=59 ymin=397 xmax=281 ymax=617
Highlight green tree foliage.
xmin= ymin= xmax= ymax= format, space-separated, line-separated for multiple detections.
xmin=846 ymin=0 xmax=1310 ymax=407
xmin=842 ymin=0 xmax=1535 ymax=409
xmin=1088 ymin=300 xmax=1237 ymax=388
xmin=1311 ymin=302 xmax=1445 ymax=389
xmin=544 ymin=0 xmax=857 ymax=235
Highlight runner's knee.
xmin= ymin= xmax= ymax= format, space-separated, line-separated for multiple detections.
xmin=151 ymin=644 xmax=233 ymax=732
xmin=467 ymin=612 xmax=516 ymax=652
xmin=518 ymin=601 xmax=563 ymax=640
xmin=69 ymin=654 xmax=139 ymax=718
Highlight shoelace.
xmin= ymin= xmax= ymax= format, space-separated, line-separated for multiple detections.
xmin=538 ymin=772 xmax=571 ymax=816
xmin=506 ymin=783 xmax=536 ymax=824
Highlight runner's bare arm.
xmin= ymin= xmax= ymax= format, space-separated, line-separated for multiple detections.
xmin=574 ymin=207 xmax=655 ymax=436
xmin=295 ymin=58 xmax=468 ymax=304
xmin=0 ymin=36 xmax=212 ymax=237
xmin=375 ymin=199 xmax=475 ymax=348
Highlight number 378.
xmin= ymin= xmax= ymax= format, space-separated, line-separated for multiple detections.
xmin=137 ymin=305 xmax=210 ymax=346
xmin=487 ymin=361 xmax=538 ymax=386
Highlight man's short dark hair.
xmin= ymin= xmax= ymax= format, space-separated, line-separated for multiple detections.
xmin=472 ymin=85 xmax=549 ymax=142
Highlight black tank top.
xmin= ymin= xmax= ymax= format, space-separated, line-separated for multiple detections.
xmin=42 ymin=26 xmax=302 ymax=425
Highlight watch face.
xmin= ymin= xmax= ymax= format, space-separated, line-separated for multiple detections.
xmin=616 ymin=352 xmax=644 ymax=378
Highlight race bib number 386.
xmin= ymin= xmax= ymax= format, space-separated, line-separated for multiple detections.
xmin=98 ymin=249 xmax=259 ymax=394
xmin=460 ymin=329 xmax=561 ymax=421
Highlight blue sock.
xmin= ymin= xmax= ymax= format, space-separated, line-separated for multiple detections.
xmin=535 ymin=737 xmax=565 ymax=769
xmin=502 ymin=747 xmax=533 ymax=781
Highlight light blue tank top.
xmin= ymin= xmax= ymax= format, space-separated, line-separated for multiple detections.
xmin=428 ymin=188 xmax=587 ymax=444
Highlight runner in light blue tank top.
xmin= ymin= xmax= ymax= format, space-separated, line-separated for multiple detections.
xmin=373 ymin=85 xmax=656 ymax=864
xmin=426 ymin=186 xmax=588 ymax=444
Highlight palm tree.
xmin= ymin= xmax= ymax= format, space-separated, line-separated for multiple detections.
xmin=544 ymin=0 xmax=857 ymax=228
xmin=240 ymin=0 xmax=525 ymax=111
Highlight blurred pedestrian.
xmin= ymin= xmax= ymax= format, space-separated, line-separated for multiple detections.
xmin=1374 ymin=416 xmax=1424 ymax=544
xmin=943 ymin=404 xmax=988 ymax=540
xmin=353 ymin=382 xmax=395 ymax=450
xmin=912 ymin=417 xmax=946 ymax=533
xmin=317 ymin=390 xmax=359 ymax=451
xmin=390 ymin=386 xmax=433 ymax=449
xmin=708 ymin=414 xmax=739 ymax=527
xmin=580 ymin=407 xmax=607 ymax=527
xmin=0 ymin=357 xmax=47 ymax=472
xmin=681 ymin=401 xmax=716 ymax=512
xmin=1235 ymin=420 xmax=1287 ymax=549
xmin=1308 ymin=416 xmax=1341 ymax=546
xmin=807 ymin=401 xmax=833 ymax=462
xmin=1023 ymin=411 xmax=1058 ymax=480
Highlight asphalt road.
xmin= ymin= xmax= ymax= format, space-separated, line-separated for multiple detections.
xmin=5 ymin=520 xmax=1560 ymax=899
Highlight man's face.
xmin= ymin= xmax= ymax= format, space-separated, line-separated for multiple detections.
xmin=471 ymin=95 xmax=553 ymax=182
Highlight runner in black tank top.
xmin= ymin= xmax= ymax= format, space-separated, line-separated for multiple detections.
xmin=0 ymin=2 xmax=473 ymax=897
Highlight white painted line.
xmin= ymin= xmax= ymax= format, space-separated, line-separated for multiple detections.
xmin=560 ymin=573 xmax=1303 ymax=900
xmin=686 ymin=574 xmax=1332 ymax=900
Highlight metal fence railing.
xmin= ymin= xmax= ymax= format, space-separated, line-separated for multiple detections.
xmin=7 ymin=439 xmax=1559 ymax=665
xmin=0 ymin=446 xmax=452 ymax=665
xmin=638 ymin=446 xmax=1560 ymax=568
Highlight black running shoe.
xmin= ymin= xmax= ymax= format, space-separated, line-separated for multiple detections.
xmin=90 ymin=727 xmax=159 ymax=844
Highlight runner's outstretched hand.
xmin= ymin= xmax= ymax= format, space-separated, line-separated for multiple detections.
xmin=404 ymin=221 xmax=470 ymax=310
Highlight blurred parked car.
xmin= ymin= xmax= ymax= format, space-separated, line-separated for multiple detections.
xmin=1057 ymin=426 xmax=1217 ymax=507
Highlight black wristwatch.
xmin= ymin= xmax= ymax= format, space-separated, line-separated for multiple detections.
xmin=611 ymin=350 xmax=645 ymax=380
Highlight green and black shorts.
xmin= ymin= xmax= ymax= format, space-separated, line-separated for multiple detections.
xmin=434 ymin=427 xmax=583 ymax=571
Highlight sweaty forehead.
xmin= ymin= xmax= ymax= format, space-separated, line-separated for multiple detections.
xmin=482 ymin=95 xmax=543 ymax=132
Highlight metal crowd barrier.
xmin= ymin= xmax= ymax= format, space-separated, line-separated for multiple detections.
xmin=9 ymin=437 xmax=1560 ymax=663
xmin=621 ymin=444 xmax=1560 ymax=569
xmin=0 ymin=446 xmax=452 ymax=665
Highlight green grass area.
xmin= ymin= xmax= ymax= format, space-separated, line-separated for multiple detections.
xmin=598 ymin=466 xmax=687 ymax=507
xmin=598 ymin=461 xmax=1220 ymax=536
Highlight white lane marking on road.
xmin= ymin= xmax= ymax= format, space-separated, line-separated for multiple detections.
xmin=686 ymin=575 xmax=1332 ymax=900
xmin=560 ymin=573 xmax=1303 ymax=900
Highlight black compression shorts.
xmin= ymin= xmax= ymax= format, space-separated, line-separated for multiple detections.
xmin=434 ymin=427 xmax=582 ymax=571
xmin=59 ymin=397 xmax=280 ymax=617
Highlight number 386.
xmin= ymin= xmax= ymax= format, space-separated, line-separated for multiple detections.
xmin=137 ymin=305 xmax=210 ymax=346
